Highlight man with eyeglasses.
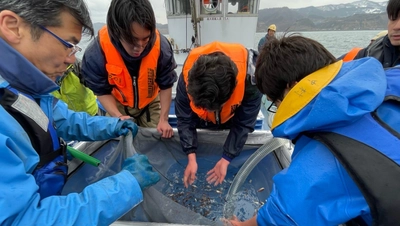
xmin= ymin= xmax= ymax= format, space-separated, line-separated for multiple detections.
xmin=0 ymin=0 xmax=160 ymax=225
xmin=81 ymin=0 xmax=177 ymax=138
xmin=175 ymin=41 xmax=262 ymax=188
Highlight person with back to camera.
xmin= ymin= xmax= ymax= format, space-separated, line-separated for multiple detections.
xmin=175 ymin=41 xmax=262 ymax=188
xmin=225 ymin=35 xmax=400 ymax=225
xmin=0 ymin=0 xmax=160 ymax=225
xmin=81 ymin=0 xmax=177 ymax=138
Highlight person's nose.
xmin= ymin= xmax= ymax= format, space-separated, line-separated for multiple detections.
xmin=65 ymin=54 xmax=76 ymax=65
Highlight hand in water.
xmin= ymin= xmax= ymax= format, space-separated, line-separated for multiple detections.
xmin=183 ymin=160 xmax=197 ymax=188
xmin=221 ymin=216 xmax=239 ymax=226
xmin=206 ymin=158 xmax=229 ymax=186
xmin=221 ymin=215 xmax=257 ymax=226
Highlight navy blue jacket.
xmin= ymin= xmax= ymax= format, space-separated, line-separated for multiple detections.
xmin=81 ymin=30 xmax=177 ymax=96
xmin=175 ymin=49 xmax=262 ymax=161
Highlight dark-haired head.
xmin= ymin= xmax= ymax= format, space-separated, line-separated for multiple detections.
xmin=187 ymin=52 xmax=238 ymax=111
xmin=107 ymin=0 xmax=155 ymax=45
xmin=255 ymin=34 xmax=337 ymax=103
xmin=387 ymin=0 xmax=400 ymax=46
xmin=0 ymin=0 xmax=93 ymax=40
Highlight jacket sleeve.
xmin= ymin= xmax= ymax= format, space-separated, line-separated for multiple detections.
xmin=222 ymin=52 xmax=262 ymax=161
xmin=81 ymin=37 xmax=113 ymax=96
xmin=175 ymin=74 xmax=199 ymax=154
xmin=155 ymin=34 xmax=178 ymax=90
xmin=256 ymin=136 xmax=370 ymax=226
xmin=222 ymin=83 xmax=262 ymax=161
xmin=0 ymin=116 xmax=143 ymax=225
xmin=52 ymin=98 xmax=120 ymax=141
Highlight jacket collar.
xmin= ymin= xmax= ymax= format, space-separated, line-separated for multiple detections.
xmin=0 ymin=38 xmax=58 ymax=95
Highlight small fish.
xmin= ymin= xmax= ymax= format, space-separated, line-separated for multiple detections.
xmin=249 ymin=179 xmax=252 ymax=183
xmin=191 ymin=184 xmax=198 ymax=188
xmin=216 ymin=189 xmax=222 ymax=194
xmin=254 ymin=201 xmax=260 ymax=205
xmin=257 ymin=187 xmax=265 ymax=192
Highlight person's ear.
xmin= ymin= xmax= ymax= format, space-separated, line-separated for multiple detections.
xmin=0 ymin=10 xmax=25 ymax=44
xmin=287 ymin=81 xmax=298 ymax=89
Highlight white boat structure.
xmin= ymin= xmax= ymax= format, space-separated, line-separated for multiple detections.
xmin=62 ymin=1 xmax=294 ymax=225
xmin=165 ymin=0 xmax=260 ymax=51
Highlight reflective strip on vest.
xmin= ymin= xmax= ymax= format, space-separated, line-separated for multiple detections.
xmin=0 ymin=87 xmax=67 ymax=199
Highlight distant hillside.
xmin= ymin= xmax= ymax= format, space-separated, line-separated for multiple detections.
xmin=257 ymin=0 xmax=388 ymax=32
xmin=92 ymin=22 xmax=168 ymax=35
xmin=92 ymin=0 xmax=388 ymax=34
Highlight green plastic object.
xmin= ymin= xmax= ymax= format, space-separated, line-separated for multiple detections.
xmin=67 ymin=146 xmax=101 ymax=167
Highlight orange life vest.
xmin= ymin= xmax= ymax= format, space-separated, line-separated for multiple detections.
xmin=98 ymin=26 xmax=160 ymax=109
xmin=182 ymin=42 xmax=248 ymax=124
xmin=343 ymin=47 xmax=362 ymax=62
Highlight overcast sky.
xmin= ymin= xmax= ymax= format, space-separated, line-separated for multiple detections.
xmin=86 ymin=0 xmax=386 ymax=24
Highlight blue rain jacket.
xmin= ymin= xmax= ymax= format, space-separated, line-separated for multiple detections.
xmin=257 ymin=58 xmax=400 ymax=225
xmin=0 ymin=37 xmax=143 ymax=225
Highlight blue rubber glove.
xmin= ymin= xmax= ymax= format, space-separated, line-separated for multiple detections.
xmin=115 ymin=119 xmax=138 ymax=137
xmin=122 ymin=154 xmax=160 ymax=190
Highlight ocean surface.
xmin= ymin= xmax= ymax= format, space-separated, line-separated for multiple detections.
xmin=77 ymin=30 xmax=384 ymax=60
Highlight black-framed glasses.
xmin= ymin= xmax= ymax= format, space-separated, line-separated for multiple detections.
xmin=39 ymin=25 xmax=82 ymax=57
xmin=267 ymin=101 xmax=277 ymax=113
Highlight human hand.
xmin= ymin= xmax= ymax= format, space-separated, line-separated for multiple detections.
xmin=221 ymin=215 xmax=257 ymax=226
xmin=157 ymin=120 xmax=174 ymax=138
xmin=206 ymin=158 xmax=229 ymax=186
xmin=183 ymin=155 xmax=198 ymax=188
xmin=115 ymin=119 xmax=138 ymax=137
xmin=122 ymin=154 xmax=160 ymax=190
xmin=118 ymin=115 xmax=132 ymax=120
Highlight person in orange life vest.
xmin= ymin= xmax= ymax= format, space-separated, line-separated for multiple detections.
xmin=175 ymin=42 xmax=262 ymax=187
xmin=81 ymin=0 xmax=177 ymax=138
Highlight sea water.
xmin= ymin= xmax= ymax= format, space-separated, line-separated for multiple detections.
xmin=159 ymin=155 xmax=263 ymax=222
xmin=77 ymin=30 xmax=384 ymax=59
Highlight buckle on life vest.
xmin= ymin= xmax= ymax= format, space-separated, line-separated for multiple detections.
xmin=59 ymin=138 xmax=67 ymax=163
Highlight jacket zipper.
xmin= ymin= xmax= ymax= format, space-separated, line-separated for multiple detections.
xmin=215 ymin=110 xmax=221 ymax=125
xmin=133 ymin=76 xmax=138 ymax=109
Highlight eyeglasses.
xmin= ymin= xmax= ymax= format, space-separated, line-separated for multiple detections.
xmin=267 ymin=101 xmax=277 ymax=113
xmin=39 ymin=25 xmax=82 ymax=57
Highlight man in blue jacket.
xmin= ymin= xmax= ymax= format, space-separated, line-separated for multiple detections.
xmin=227 ymin=35 xmax=400 ymax=225
xmin=0 ymin=0 xmax=159 ymax=225
xmin=175 ymin=42 xmax=262 ymax=188
xmin=81 ymin=0 xmax=177 ymax=138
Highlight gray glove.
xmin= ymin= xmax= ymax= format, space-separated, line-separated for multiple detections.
xmin=122 ymin=154 xmax=160 ymax=190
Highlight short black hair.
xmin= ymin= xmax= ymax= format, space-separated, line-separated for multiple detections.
xmin=0 ymin=0 xmax=93 ymax=40
xmin=107 ymin=0 xmax=156 ymax=44
xmin=387 ymin=0 xmax=400 ymax=21
xmin=187 ymin=52 xmax=238 ymax=111
xmin=255 ymin=34 xmax=337 ymax=102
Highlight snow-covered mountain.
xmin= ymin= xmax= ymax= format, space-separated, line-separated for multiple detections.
xmin=295 ymin=0 xmax=387 ymax=18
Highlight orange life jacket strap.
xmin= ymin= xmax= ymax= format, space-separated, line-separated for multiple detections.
xmin=343 ymin=47 xmax=362 ymax=62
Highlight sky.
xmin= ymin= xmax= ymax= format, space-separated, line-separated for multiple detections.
xmin=86 ymin=0 xmax=386 ymax=24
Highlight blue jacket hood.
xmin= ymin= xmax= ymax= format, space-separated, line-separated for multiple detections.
xmin=272 ymin=57 xmax=387 ymax=140
xmin=0 ymin=38 xmax=58 ymax=95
